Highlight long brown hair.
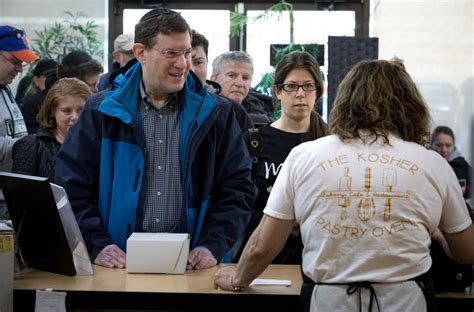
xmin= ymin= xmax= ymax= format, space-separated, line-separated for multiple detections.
xmin=273 ymin=51 xmax=327 ymax=140
xmin=329 ymin=59 xmax=431 ymax=145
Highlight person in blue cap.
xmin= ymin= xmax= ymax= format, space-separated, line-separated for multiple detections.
xmin=0 ymin=25 xmax=39 ymax=218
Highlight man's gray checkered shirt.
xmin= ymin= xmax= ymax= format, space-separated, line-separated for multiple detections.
xmin=138 ymin=82 xmax=182 ymax=232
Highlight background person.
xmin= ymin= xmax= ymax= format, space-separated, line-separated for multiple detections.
xmin=14 ymin=73 xmax=32 ymax=104
xmin=98 ymin=33 xmax=135 ymax=91
xmin=233 ymin=51 xmax=327 ymax=263
xmin=210 ymin=51 xmax=274 ymax=126
xmin=429 ymin=126 xmax=473 ymax=292
xmin=0 ymin=25 xmax=38 ymax=219
xmin=21 ymin=50 xmax=102 ymax=134
xmin=12 ymin=78 xmax=90 ymax=182
xmin=215 ymin=58 xmax=474 ymax=311
xmin=190 ymin=29 xmax=209 ymax=84
xmin=55 ymin=8 xmax=255 ymax=270
xmin=57 ymin=50 xmax=103 ymax=93
xmin=210 ymin=51 xmax=253 ymax=105
xmin=20 ymin=59 xmax=58 ymax=133
xmin=190 ymin=29 xmax=252 ymax=131
xmin=431 ymin=125 xmax=471 ymax=203
xmin=23 ymin=59 xmax=58 ymax=100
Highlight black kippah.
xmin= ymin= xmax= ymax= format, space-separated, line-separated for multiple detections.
xmin=139 ymin=8 xmax=180 ymax=23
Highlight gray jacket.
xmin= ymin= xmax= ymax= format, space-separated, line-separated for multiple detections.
xmin=0 ymin=85 xmax=27 ymax=172
xmin=0 ymin=85 xmax=27 ymax=214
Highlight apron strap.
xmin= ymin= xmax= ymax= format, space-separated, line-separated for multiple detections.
xmin=346 ymin=282 xmax=381 ymax=312
xmin=412 ymin=269 xmax=436 ymax=312
xmin=299 ymin=269 xmax=435 ymax=312
xmin=298 ymin=270 xmax=316 ymax=312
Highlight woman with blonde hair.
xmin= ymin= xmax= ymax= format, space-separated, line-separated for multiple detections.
xmin=215 ymin=59 xmax=474 ymax=311
xmin=12 ymin=78 xmax=91 ymax=181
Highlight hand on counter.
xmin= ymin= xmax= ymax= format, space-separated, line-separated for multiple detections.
xmin=94 ymin=244 xmax=126 ymax=268
xmin=213 ymin=265 xmax=236 ymax=291
xmin=187 ymin=246 xmax=217 ymax=270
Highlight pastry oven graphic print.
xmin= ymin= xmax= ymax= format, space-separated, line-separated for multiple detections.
xmin=321 ymin=167 xmax=410 ymax=222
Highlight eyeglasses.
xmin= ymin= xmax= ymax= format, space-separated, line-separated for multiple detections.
xmin=0 ymin=29 xmax=26 ymax=40
xmin=159 ymin=48 xmax=193 ymax=60
xmin=0 ymin=53 xmax=25 ymax=69
xmin=277 ymin=83 xmax=318 ymax=93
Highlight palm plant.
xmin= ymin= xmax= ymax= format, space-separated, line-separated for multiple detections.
xmin=230 ymin=1 xmax=294 ymax=44
xmin=31 ymin=11 xmax=103 ymax=64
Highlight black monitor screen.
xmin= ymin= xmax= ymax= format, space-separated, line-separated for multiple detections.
xmin=0 ymin=172 xmax=76 ymax=276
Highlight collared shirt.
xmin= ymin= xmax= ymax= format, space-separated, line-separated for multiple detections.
xmin=138 ymin=81 xmax=182 ymax=232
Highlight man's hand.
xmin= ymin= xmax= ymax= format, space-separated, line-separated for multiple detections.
xmin=94 ymin=244 xmax=126 ymax=268
xmin=187 ymin=246 xmax=217 ymax=270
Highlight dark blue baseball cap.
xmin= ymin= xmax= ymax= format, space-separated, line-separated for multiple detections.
xmin=0 ymin=25 xmax=39 ymax=62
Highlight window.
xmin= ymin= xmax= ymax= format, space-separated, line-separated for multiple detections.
xmin=123 ymin=9 xmax=230 ymax=80
xmin=246 ymin=10 xmax=355 ymax=120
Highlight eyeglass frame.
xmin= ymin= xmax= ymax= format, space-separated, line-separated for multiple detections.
xmin=0 ymin=52 xmax=25 ymax=69
xmin=0 ymin=29 xmax=26 ymax=41
xmin=276 ymin=82 xmax=319 ymax=93
xmin=151 ymin=47 xmax=193 ymax=61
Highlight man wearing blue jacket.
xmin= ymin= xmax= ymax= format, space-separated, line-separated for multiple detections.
xmin=55 ymin=8 xmax=256 ymax=270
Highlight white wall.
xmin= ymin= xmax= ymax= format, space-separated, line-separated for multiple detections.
xmin=371 ymin=0 xmax=473 ymax=159
xmin=0 ymin=0 xmax=108 ymax=91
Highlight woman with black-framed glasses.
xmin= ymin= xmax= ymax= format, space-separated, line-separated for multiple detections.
xmin=231 ymin=51 xmax=327 ymax=264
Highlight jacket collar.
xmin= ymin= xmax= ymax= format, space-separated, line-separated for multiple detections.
xmin=98 ymin=62 xmax=218 ymax=127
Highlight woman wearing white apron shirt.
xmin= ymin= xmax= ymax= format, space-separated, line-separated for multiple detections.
xmin=214 ymin=58 xmax=474 ymax=311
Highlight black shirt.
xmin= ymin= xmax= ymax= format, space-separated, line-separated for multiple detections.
xmin=251 ymin=125 xmax=309 ymax=212
xmin=234 ymin=125 xmax=309 ymax=264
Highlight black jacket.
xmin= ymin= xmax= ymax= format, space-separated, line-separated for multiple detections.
xmin=20 ymin=90 xmax=46 ymax=134
xmin=12 ymin=126 xmax=61 ymax=182
xmin=449 ymin=156 xmax=471 ymax=200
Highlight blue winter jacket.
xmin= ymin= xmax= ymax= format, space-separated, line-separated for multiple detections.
xmin=55 ymin=62 xmax=256 ymax=262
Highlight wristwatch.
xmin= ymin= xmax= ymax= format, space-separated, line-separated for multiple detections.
xmin=231 ymin=276 xmax=245 ymax=292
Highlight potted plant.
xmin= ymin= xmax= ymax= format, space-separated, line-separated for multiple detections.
xmin=30 ymin=11 xmax=103 ymax=65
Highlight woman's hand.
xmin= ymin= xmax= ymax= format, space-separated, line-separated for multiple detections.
xmin=214 ymin=266 xmax=237 ymax=291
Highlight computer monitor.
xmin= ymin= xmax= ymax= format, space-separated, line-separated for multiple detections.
xmin=0 ymin=172 xmax=92 ymax=276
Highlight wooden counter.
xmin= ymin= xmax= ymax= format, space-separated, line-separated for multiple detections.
xmin=14 ymin=264 xmax=474 ymax=311
xmin=14 ymin=264 xmax=302 ymax=311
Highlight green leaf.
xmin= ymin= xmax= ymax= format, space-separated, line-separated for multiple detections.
xmin=29 ymin=11 xmax=103 ymax=62
xmin=229 ymin=12 xmax=248 ymax=38
xmin=229 ymin=1 xmax=293 ymax=39
xmin=254 ymin=71 xmax=274 ymax=96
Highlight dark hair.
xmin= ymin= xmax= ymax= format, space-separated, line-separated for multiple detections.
xmin=329 ymin=59 xmax=431 ymax=146
xmin=57 ymin=51 xmax=103 ymax=82
xmin=37 ymin=78 xmax=91 ymax=129
xmin=33 ymin=59 xmax=58 ymax=76
xmin=25 ymin=59 xmax=58 ymax=95
xmin=272 ymin=51 xmax=327 ymax=141
xmin=191 ymin=29 xmax=209 ymax=58
xmin=135 ymin=8 xmax=191 ymax=49
xmin=431 ymin=125 xmax=455 ymax=145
